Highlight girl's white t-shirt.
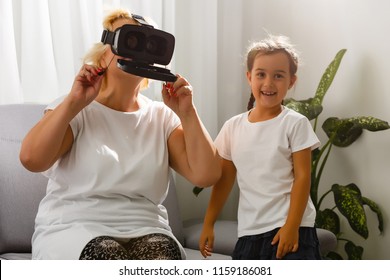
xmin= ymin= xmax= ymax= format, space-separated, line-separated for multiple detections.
xmin=32 ymin=94 xmax=184 ymax=259
xmin=215 ymin=106 xmax=320 ymax=238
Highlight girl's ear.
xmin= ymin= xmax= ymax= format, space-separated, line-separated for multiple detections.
xmin=289 ymin=75 xmax=297 ymax=89
xmin=246 ymin=71 xmax=252 ymax=85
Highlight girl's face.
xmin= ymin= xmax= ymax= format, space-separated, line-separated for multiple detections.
xmin=247 ymin=51 xmax=296 ymax=111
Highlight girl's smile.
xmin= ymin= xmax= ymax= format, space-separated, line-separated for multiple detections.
xmin=261 ymin=91 xmax=277 ymax=96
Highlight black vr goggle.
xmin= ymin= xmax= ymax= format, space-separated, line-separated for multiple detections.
xmin=101 ymin=14 xmax=177 ymax=82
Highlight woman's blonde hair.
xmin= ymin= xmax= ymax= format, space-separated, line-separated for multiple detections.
xmin=83 ymin=8 xmax=150 ymax=90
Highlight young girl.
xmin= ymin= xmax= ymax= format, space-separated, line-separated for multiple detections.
xmin=199 ymin=35 xmax=321 ymax=260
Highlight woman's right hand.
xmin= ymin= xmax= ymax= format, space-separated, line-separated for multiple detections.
xmin=68 ymin=64 xmax=104 ymax=109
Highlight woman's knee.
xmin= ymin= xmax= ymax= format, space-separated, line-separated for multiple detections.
xmin=79 ymin=236 xmax=129 ymax=260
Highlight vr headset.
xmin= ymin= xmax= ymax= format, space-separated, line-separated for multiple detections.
xmin=101 ymin=14 xmax=177 ymax=82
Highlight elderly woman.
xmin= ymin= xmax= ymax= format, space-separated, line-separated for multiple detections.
xmin=20 ymin=8 xmax=220 ymax=260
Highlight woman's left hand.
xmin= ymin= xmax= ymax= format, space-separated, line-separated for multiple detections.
xmin=162 ymin=74 xmax=194 ymax=116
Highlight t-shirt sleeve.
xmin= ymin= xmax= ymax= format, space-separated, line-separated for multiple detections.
xmin=290 ymin=117 xmax=321 ymax=153
xmin=163 ymin=106 xmax=181 ymax=139
xmin=42 ymin=96 xmax=82 ymax=179
xmin=44 ymin=95 xmax=81 ymax=140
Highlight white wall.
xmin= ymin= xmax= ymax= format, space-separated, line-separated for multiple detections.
xmin=174 ymin=0 xmax=390 ymax=259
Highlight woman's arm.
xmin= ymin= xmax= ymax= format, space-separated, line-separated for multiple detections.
xmin=164 ymin=75 xmax=221 ymax=187
xmin=20 ymin=65 xmax=103 ymax=172
xmin=20 ymin=104 xmax=75 ymax=172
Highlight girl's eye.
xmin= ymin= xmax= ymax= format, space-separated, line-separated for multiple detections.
xmin=257 ymin=72 xmax=266 ymax=78
xmin=275 ymin=74 xmax=284 ymax=79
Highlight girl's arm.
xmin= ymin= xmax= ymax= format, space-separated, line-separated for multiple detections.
xmin=199 ymin=158 xmax=236 ymax=258
xmin=272 ymin=147 xmax=312 ymax=259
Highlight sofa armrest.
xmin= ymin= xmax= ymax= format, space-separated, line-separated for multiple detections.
xmin=316 ymin=228 xmax=337 ymax=256
xmin=183 ymin=219 xmax=238 ymax=256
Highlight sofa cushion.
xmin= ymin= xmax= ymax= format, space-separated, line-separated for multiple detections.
xmin=0 ymin=104 xmax=48 ymax=254
xmin=0 ymin=253 xmax=32 ymax=260
xmin=184 ymin=248 xmax=231 ymax=260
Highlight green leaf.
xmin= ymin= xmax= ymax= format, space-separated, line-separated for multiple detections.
xmin=284 ymin=98 xmax=323 ymax=120
xmin=192 ymin=186 xmax=204 ymax=196
xmin=345 ymin=241 xmax=363 ymax=260
xmin=314 ymin=49 xmax=347 ymax=105
xmin=349 ymin=116 xmax=390 ymax=132
xmin=331 ymin=183 xmax=369 ymax=239
xmin=322 ymin=116 xmax=390 ymax=147
xmin=362 ymin=196 xmax=384 ymax=234
xmin=315 ymin=208 xmax=340 ymax=235
xmin=311 ymin=148 xmax=321 ymax=164
xmin=322 ymin=118 xmax=363 ymax=147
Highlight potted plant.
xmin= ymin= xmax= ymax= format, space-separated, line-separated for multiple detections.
xmin=194 ymin=49 xmax=389 ymax=259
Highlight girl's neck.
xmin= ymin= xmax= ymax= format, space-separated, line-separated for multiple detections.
xmin=248 ymin=104 xmax=283 ymax=122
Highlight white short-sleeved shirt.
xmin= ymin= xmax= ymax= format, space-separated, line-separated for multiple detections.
xmin=215 ymin=106 xmax=320 ymax=238
xmin=32 ymin=94 xmax=184 ymax=259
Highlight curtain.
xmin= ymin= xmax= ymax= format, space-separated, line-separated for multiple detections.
xmin=0 ymin=0 xmax=175 ymax=104
xmin=1 ymin=0 xmax=23 ymax=104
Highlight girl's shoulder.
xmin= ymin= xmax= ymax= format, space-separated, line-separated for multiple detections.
xmin=218 ymin=112 xmax=249 ymax=136
xmin=282 ymin=106 xmax=310 ymax=122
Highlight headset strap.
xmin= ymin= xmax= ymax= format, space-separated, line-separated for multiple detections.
xmin=101 ymin=14 xmax=152 ymax=45
xmin=131 ymin=14 xmax=153 ymax=28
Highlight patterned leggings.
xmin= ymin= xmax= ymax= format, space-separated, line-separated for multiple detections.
xmin=79 ymin=233 xmax=181 ymax=260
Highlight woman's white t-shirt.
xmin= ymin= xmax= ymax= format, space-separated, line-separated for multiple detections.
xmin=32 ymin=94 xmax=184 ymax=259
xmin=215 ymin=106 xmax=320 ymax=238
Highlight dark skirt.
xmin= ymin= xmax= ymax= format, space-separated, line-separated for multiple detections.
xmin=232 ymin=227 xmax=322 ymax=260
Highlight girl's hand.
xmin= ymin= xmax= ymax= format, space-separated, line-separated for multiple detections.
xmin=69 ymin=64 xmax=104 ymax=109
xmin=271 ymin=225 xmax=299 ymax=259
xmin=162 ymin=74 xmax=194 ymax=117
xmin=199 ymin=225 xmax=215 ymax=258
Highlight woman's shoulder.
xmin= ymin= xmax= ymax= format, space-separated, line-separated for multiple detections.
xmin=139 ymin=94 xmax=166 ymax=110
xmin=138 ymin=93 xmax=152 ymax=104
